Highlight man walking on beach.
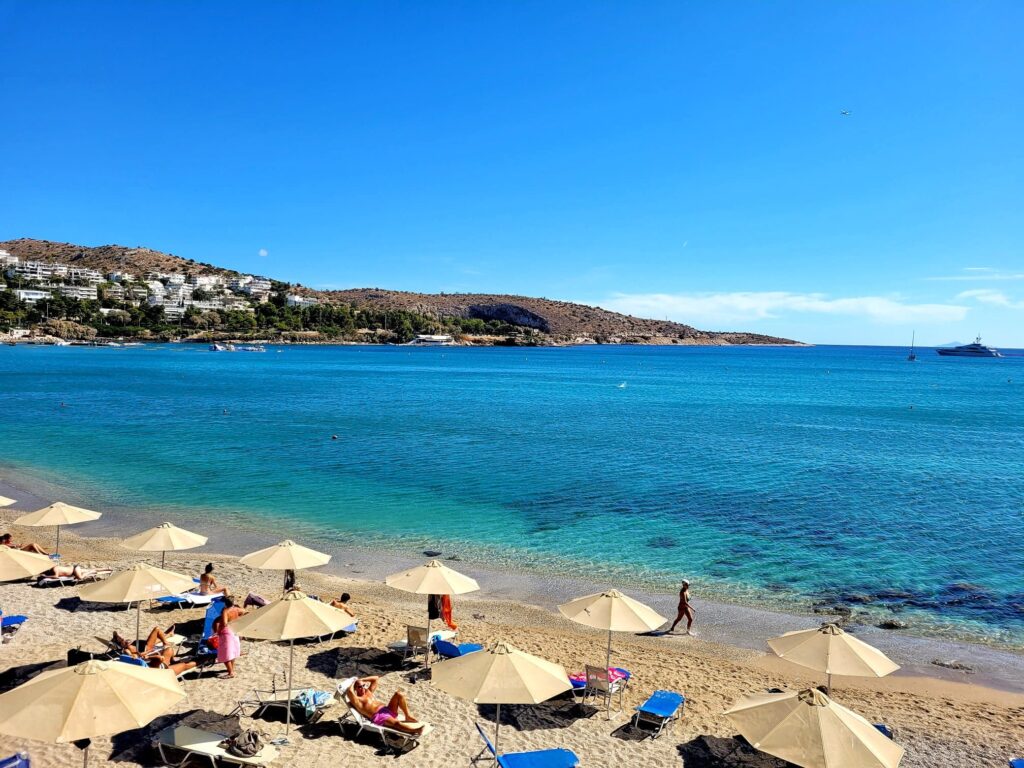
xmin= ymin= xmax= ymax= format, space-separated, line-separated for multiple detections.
xmin=669 ymin=579 xmax=695 ymax=635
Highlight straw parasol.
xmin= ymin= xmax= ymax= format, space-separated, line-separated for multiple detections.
xmin=724 ymin=688 xmax=905 ymax=768
xmin=0 ymin=547 xmax=54 ymax=582
xmin=239 ymin=539 xmax=330 ymax=592
xmin=231 ymin=590 xmax=355 ymax=736
xmin=385 ymin=559 xmax=480 ymax=670
xmin=0 ymin=659 xmax=186 ymax=768
xmin=122 ymin=521 xmax=208 ymax=568
xmin=0 ymin=495 xmax=16 ymax=507
xmin=558 ymin=589 xmax=666 ymax=704
xmin=431 ymin=641 xmax=571 ymax=754
xmin=768 ymin=623 xmax=900 ymax=695
xmin=14 ymin=502 xmax=101 ymax=556
xmin=79 ymin=563 xmax=196 ymax=645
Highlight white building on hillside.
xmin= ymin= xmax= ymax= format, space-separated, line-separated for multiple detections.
xmin=15 ymin=289 xmax=52 ymax=304
xmin=286 ymin=294 xmax=319 ymax=308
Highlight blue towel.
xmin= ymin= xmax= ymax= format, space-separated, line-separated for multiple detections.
xmin=498 ymin=749 xmax=578 ymax=768
xmin=0 ymin=753 xmax=31 ymax=768
xmin=873 ymin=723 xmax=894 ymax=740
xmin=1 ymin=616 xmax=27 ymax=629
xmin=637 ymin=690 xmax=684 ymax=718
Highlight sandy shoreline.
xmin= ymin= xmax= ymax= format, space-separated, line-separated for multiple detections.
xmin=1 ymin=477 xmax=1023 ymax=767
xmin=2 ymin=465 xmax=1022 ymax=694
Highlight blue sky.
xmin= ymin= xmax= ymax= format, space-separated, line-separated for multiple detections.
xmin=2 ymin=2 xmax=1022 ymax=345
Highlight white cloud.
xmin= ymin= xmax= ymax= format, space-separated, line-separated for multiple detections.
xmin=258 ymin=248 xmax=269 ymax=257
xmin=956 ymin=289 xmax=1024 ymax=309
xmin=601 ymin=291 xmax=969 ymax=325
xmin=926 ymin=268 xmax=1024 ymax=281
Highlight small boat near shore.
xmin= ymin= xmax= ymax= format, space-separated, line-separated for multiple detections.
xmin=936 ymin=336 xmax=1002 ymax=358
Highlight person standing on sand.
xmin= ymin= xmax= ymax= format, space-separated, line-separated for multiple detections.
xmin=213 ymin=597 xmax=247 ymax=678
xmin=669 ymin=579 xmax=695 ymax=635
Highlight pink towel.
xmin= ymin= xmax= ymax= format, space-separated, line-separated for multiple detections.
xmin=216 ymin=625 xmax=240 ymax=663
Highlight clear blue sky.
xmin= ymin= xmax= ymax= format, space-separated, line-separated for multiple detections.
xmin=2 ymin=1 xmax=1022 ymax=345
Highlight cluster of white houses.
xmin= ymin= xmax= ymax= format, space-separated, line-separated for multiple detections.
xmin=0 ymin=250 xmax=318 ymax=320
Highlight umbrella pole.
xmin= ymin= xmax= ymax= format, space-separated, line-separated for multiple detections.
xmin=83 ymin=744 xmax=88 ymax=768
xmin=161 ymin=550 xmax=166 ymax=569
xmin=605 ymin=629 xmax=613 ymax=720
xmin=55 ymin=524 xmax=61 ymax=557
xmin=827 ymin=673 xmax=832 ymax=697
xmin=286 ymin=639 xmax=294 ymax=735
xmin=136 ymin=601 xmax=142 ymax=647
xmin=494 ymin=702 xmax=501 ymax=756
xmin=425 ymin=613 xmax=432 ymax=670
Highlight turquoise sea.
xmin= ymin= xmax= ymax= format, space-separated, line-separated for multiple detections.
xmin=1 ymin=344 xmax=1022 ymax=647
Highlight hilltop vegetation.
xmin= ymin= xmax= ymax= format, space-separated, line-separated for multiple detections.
xmin=0 ymin=238 xmax=797 ymax=345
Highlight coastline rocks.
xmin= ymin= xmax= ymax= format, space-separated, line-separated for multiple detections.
xmin=876 ymin=619 xmax=908 ymax=630
xmin=423 ymin=549 xmax=442 ymax=557
xmin=931 ymin=659 xmax=974 ymax=673
xmin=812 ymin=603 xmax=853 ymax=618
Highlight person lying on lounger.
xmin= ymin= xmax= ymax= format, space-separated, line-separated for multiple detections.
xmin=330 ymin=592 xmax=356 ymax=618
xmin=37 ymin=564 xmax=108 ymax=583
xmin=346 ymin=676 xmax=425 ymax=734
xmin=113 ymin=626 xmax=198 ymax=676
xmin=1 ymin=533 xmax=49 ymax=555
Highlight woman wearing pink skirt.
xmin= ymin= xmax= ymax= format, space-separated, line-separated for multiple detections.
xmin=212 ymin=597 xmax=247 ymax=678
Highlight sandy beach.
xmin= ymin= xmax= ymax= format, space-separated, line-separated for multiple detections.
xmin=2 ymin=498 xmax=1022 ymax=768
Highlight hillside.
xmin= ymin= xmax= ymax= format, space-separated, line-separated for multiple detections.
xmin=1 ymin=238 xmax=798 ymax=345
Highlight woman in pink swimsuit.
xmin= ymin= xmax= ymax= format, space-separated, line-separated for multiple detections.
xmin=212 ymin=597 xmax=247 ymax=678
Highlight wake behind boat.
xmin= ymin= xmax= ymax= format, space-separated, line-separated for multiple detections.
xmin=936 ymin=336 xmax=1002 ymax=358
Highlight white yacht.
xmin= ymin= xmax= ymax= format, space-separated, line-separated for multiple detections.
xmin=407 ymin=334 xmax=455 ymax=346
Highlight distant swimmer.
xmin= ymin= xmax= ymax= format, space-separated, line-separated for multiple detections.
xmin=669 ymin=579 xmax=695 ymax=635
xmin=331 ymin=435 xmax=339 ymax=440
xmin=222 ymin=408 xmax=228 ymax=415
xmin=60 ymin=402 xmax=66 ymax=408
xmin=617 ymin=382 xmax=627 ymax=389
xmin=840 ymin=110 xmax=851 ymax=116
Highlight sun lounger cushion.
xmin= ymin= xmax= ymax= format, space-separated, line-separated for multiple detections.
xmin=157 ymin=592 xmax=219 ymax=607
xmin=156 ymin=725 xmax=279 ymax=766
xmin=636 ymin=690 xmax=684 ymax=719
xmin=498 ymin=751 xmax=579 ymax=768
xmin=1 ymin=616 xmax=27 ymax=629
xmin=434 ymin=640 xmax=483 ymax=658
xmin=874 ymin=723 xmax=894 ymax=740
xmin=569 ymin=666 xmax=630 ymax=688
xmin=0 ymin=754 xmax=30 ymax=768
xmin=1008 ymin=760 xmax=1024 ymax=768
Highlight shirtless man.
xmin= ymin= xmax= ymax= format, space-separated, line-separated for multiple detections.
xmin=330 ymin=592 xmax=356 ymax=618
xmin=669 ymin=579 xmax=695 ymax=634
xmin=346 ymin=676 xmax=424 ymax=734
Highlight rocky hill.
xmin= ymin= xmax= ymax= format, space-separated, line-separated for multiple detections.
xmin=1 ymin=238 xmax=798 ymax=345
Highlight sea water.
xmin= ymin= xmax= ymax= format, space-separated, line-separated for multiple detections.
xmin=1 ymin=343 xmax=1022 ymax=647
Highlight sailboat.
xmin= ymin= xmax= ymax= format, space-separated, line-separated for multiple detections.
xmin=907 ymin=331 xmax=917 ymax=362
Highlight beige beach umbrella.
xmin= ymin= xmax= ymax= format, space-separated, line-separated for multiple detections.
xmin=768 ymin=623 xmax=900 ymax=695
xmin=432 ymin=641 xmax=571 ymax=754
xmin=122 ymin=521 xmax=208 ymax=568
xmin=0 ymin=495 xmax=17 ymax=507
xmin=240 ymin=539 xmax=331 ymax=592
xmin=231 ymin=590 xmax=355 ymax=735
xmin=0 ymin=659 xmax=185 ymax=768
xmin=385 ymin=559 xmax=480 ymax=670
xmin=558 ymin=588 xmax=666 ymax=712
xmin=80 ymin=563 xmax=196 ymax=646
xmin=0 ymin=547 xmax=54 ymax=582
xmin=14 ymin=502 xmax=101 ymax=556
xmin=724 ymin=688 xmax=905 ymax=768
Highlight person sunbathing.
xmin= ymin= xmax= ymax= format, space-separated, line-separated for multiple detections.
xmin=346 ymin=676 xmax=424 ymax=734
xmin=113 ymin=626 xmax=197 ymax=676
xmin=0 ymin=533 xmax=49 ymax=555
xmin=37 ymin=564 xmax=107 ymax=583
xmin=198 ymin=563 xmax=230 ymax=596
xmin=330 ymin=592 xmax=356 ymax=618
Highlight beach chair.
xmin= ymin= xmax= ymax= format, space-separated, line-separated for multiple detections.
xmin=116 ymin=653 xmax=197 ymax=682
xmin=0 ymin=754 xmax=30 ymax=768
xmin=156 ymin=591 xmax=221 ymax=610
xmin=1 ymin=615 xmax=27 ymax=631
xmin=155 ymin=725 xmax=279 ymax=767
xmin=234 ymin=681 xmax=335 ymax=724
xmin=475 ymin=723 xmax=579 ymax=768
xmin=387 ymin=625 xmax=456 ymax=665
xmin=434 ymin=639 xmax=483 ymax=659
xmin=35 ymin=569 xmax=111 ymax=588
xmin=335 ymin=678 xmax=432 ymax=753
xmin=578 ymin=665 xmax=629 ymax=712
xmin=630 ymin=689 xmax=685 ymax=738
xmin=874 ymin=723 xmax=894 ymax=740
xmin=1008 ymin=760 xmax=1024 ymax=768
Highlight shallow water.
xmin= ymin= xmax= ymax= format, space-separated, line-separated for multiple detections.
xmin=1 ymin=343 xmax=1022 ymax=647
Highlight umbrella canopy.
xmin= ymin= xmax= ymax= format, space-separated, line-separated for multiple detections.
xmin=768 ymin=623 xmax=900 ymax=694
xmin=14 ymin=502 xmax=101 ymax=527
xmin=0 ymin=659 xmax=185 ymax=767
xmin=385 ymin=559 xmax=480 ymax=671
xmin=724 ymin=688 xmax=905 ymax=768
xmin=13 ymin=502 xmax=102 ymax=555
xmin=239 ymin=539 xmax=330 ymax=571
xmin=122 ymin=522 xmax=208 ymax=568
xmin=232 ymin=590 xmax=355 ymax=734
xmin=0 ymin=495 xmax=16 ymax=507
xmin=80 ymin=563 xmax=197 ymax=644
xmin=0 ymin=548 xmax=55 ymax=582
xmin=385 ymin=559 xmax=480 ymax=595
xmin=432 ymin=641 xmax=571 ymax=754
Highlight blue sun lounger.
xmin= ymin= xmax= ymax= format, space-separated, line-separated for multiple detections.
xmin=630 ymin=689 xmax=685 ymax=738
xmin=1 ymin=616 xmax=27 ymax=630
xmin=0 ymin=753 xmax=30 ymax=768
xmin=434 ymin=639 xmax=484 ymax=659
xmin=1008 ymin=760 xmax=1024 ymax=768
xmin=475 ymin=724 xmax=579 ymax=768
xmin=874 ymin=724 xmax=894 ymax=740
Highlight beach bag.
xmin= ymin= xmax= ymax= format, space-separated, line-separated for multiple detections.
xmin=244 ymin=592 xmax=268 ymax=608
xmin=221 ymin=728 xmax=263 ymax=757
xmin=206 ymin=634 xmax=220 ymax=650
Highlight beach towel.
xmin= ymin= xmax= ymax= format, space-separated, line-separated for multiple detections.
xmin=216 ymin=625 xmax=240 ymax=663
xmin=440 ymin=594 xmax=458 ymax=630
xmin=569 ymin=667 xmax=629 ymax=687
xmin=295 ymin=688 xmax=332 ymax=719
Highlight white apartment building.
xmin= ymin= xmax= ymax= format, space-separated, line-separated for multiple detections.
xmin=228 ymin=276 xmax=253 ymax=292
xmin=107 ymin=271 xmax=135 ymax=283
xmin=15 ymin=289 xmax=52 ymax=304
xmin=103 ymin=284 xmax=126 ymax=301
xmin=243 ymin=278 xmax=272 ymax=297
xmin=0 ymin=251 xmax=17 ymax=268
xmin=286 ymin=294 xmax=319 ymax=308
xmin=7 ymin=261 xmax=69 ymax=281
xmin=55 ymin=284 xmax=98 ymax=300
xmin=188 ymin=274 xmax=225 ymax=288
